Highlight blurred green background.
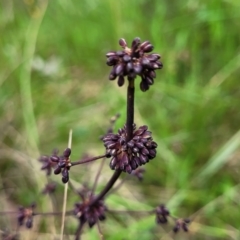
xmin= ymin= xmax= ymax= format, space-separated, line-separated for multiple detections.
xmin=1 ymin=0 xmax=240 ymax=239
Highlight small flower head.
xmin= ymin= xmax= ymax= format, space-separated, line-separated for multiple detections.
xmin=42 ymin=182 xmax=57 ymax=194
xmin=73 ymin=186 xmax=107 ymax=228
xmin=51 ymin=148 xmax=71 ymax=183
xmin=39 ymin=154 xmax=57 ymax=176
xmin=17 ymin=203 xmax=36 ymax=229
xmin=155 ymin=204 xmax=170 ymax=224
xmin=102 ymin=124 xmax=157 ymax=173
xmin=131 ymin=168 xmax=145 ymax=181
xmin=106 ymin=37 xmax=163 ymax=91
xmin=173 ymin=218 xmax=190 ymax=233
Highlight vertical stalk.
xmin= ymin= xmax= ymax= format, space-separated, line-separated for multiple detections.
xmin=90 ymin=79 xmax=135 ymax=205
xmin=19 ymin=1 xmax=48 ymax=154
xmin=90 ymin=169 xmax=122 ymax=206
xmin=60 ymin=129 xmax=72 ymax=240
xmin=126 ymin=78 xmax=135 ymax=140
xmin=75 ymin=220 xmax=85 ymax=240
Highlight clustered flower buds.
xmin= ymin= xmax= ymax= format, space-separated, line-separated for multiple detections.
xmin=39 ymin=155 xmax=57 ymax=176
xmin=102 ymin=124 xmax=157 ymax=173
xmin=106 ymin=37 xmax=163 ymax=91
xmin=74 ymin=191 xmax=107 ymax=228
xmin=51 ymin=148 xmax=72 ymax=183
xmin=17 ymin=204 xmax=35 ymax=229
xmin=173 ymin=218 xmax=190 ymax=233
xmin=155 ymin=204 xmax=170 ymax=224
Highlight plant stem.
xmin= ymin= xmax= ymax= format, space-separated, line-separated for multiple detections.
xmin=107 ymin=174 xmax=129 ymax=195
xmin=107 ymin=209 xmax=154 ymax=214
xmin=60 ymin=129 xmax=72 ymax=240
xmin=91 ymin=157 xmax=107 ymax=197
xmin=90 ymin=79 xmax=135 ymax=205
xmin=75 ymin=220 xmax=85 ymax=240
xmin=71 ymin=154 xmax=107 ymax=166
xmin=34 ymin=210 xmax=73 ymax=216
xmin=126 ymin=78 xmax=135 ymax=140
xmin=90 ymin=169 xmax=122 ymax=206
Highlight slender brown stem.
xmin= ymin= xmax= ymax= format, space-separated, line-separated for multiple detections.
xmin=91 ymin=157 xmax=107 ymax=197
xmin=71 ymin=154 xmax=107 ymax=166
xmin=90 ymin=169 xmax=122 ymax=206
xmin=108 ymin=209 xmax=154 ymax=214
xmin=90 ymin=79 xmax=135 ymax=206
xmin=34 ymin=210 xmax=73 ymax=216
xmin=75 ymin=220 xmax=85 ymax=240
xmin=107 ymin=174 xmax=129 ymax=195
xmin=97 ymin=221 xmax=104 ymax=240
xmin=126 ymin=78 xmax=135 ymax=140
xmin=68 ymin=180 xmax=86 ymax=200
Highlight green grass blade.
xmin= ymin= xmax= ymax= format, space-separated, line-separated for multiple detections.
xmin=196 ymin=128 xmax=240 ymax=181
xmin=19 ymin=2 xmax=48 ymax=153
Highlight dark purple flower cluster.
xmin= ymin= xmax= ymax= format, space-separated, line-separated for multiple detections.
xmin=51 ymin=148 xmax=72 ymax=183
xmin=74 ymin=197 xmax=107 ymax=228
xmin=106 ymin=37 xmax=163 ymax=91
xmin=102 ymin=124 xmax=157 ymax=173
xmin=17 ymin=204 xmax=35 ymax=229
xmin=155 ymin=204 xmax=170 ymax=224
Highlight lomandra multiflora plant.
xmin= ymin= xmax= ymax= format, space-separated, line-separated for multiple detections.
xmin=1 ymin=38 xmax=190 ymax=240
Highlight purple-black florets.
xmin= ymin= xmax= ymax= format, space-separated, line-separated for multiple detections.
xmin=102 ymin=124 xmax=157 ymax=173
xmin=106 ymin=37 xmax=163 ymax=91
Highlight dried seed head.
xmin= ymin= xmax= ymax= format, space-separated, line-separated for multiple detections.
xmin=48 ymin=148 xmax=72 ymax=184
xmin=102 ymin=124 xmax=157 ymax=173
xmin=106 ymin=37 xmax=163 ymax=91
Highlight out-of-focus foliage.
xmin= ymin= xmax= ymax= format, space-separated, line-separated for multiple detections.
xmin=1 ymin=0 xmax=240 ymax=239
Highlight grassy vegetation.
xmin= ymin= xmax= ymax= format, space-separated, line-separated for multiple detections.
xmin=1 ymin=0 xmax=240 ymax=239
